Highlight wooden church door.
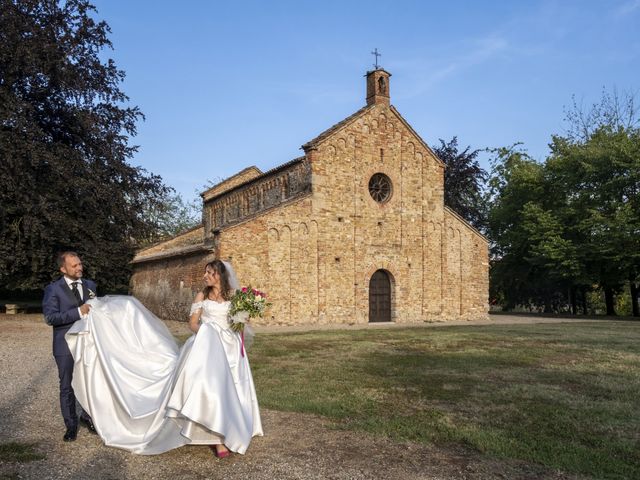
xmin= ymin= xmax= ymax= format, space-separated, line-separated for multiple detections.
xmin=369 ymin=270 xmax=391 ymax=322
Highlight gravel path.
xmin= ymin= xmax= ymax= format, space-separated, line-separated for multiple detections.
xmin=0 ymin=314 xmax=586 ymax=480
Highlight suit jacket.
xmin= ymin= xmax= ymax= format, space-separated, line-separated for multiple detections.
xmin=43 ymin=277 xmax=97 ymax=356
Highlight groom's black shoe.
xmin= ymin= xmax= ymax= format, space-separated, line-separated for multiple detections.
xmin=63 ymin=426 xmax=78 ymax=442
xmin=79 ymin=416 xmax=97 ymax=434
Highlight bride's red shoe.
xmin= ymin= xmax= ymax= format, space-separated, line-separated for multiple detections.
xmin=209 ymin=445 xmax=230 ymax=458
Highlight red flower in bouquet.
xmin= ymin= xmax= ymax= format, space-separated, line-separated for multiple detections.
xmin=228 ymin=286 xmax=271 ymax=333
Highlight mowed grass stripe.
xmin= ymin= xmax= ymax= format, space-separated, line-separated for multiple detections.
xmin=249 ymin=321 xmax=640 ymax=480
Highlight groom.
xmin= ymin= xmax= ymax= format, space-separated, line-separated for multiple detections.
xmin=43 ymin=251 xmax=98 ymax=442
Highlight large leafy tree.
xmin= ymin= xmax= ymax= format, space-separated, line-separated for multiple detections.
xmin=486 ymin=145 xmax=563 ymax=311
xmin=488 ymin=90 xmax=640 ymax=316
xmin=547 ymin=126 xmax=640 ymax=315
xmin=433 ymin=136 xmax=488 ymax=231
xmin=0 ymin=0 xmax=170 ymax=293
xmin=550 ymin=88 xmax=640 ymax=315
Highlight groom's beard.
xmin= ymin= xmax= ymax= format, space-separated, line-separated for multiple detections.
xmin=64 ymin=273 xmax=83 ymax=281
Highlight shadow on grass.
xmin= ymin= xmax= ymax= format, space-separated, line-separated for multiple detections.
xmin=252 ymin=321 xmax=640 ymax=479
xmin=0 ymin=442 xmax=44 ymax=462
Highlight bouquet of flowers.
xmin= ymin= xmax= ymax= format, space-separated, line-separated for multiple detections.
xmin=228 ymin=287 xmax=271 ymax=333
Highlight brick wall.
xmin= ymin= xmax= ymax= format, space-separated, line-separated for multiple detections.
xmin=130 ymin=250 xmax=213 ymax=321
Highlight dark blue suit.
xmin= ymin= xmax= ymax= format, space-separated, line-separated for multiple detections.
xmin=43 ymin=277 xmax=97 ymax=430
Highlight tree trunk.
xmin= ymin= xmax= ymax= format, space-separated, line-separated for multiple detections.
xmin=580 ymin=286 xmax=588 ymax=315
xmin=604 ymin=287 xmax=616 ymax=316
xmin=569 ymin=286 xmax=577 ymax=315
xmin=631 ymin=281 xmax=639 ymax=318
xmin=543 ymin=295 xmax=552 ymax=313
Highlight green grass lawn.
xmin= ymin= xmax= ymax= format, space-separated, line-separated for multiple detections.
xmin=249 ymin=321 xmax=640 ymax=480
xmin=0 ymin=442 xmax=44 ymax=463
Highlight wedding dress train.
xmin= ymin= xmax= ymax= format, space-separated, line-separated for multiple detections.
xmin=66 ymin=295 xmax=263 ymax=455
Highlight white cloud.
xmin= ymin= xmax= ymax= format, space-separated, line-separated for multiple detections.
xmin=614 ymin=0 xmax=640 ymax=17
xmin=395 ymin=34 xmax=509 ymax=99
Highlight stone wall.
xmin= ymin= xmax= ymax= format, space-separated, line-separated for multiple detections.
xmin=130 ymin=249 xmax=214 ymax=321
xmin=442 ymin=208 xmax=489 ymax=319
xmin=214 ymin=197 xmax=317 ymax=326
xmin=203 ymin=159 xmax=312 ymax=240
xmin=309 ymin=102 xmax=446 ymax=324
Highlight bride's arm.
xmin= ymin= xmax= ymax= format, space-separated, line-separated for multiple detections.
xmin=188 ymin=292 xmax=205 ymax=333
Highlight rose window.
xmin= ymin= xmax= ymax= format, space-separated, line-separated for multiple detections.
xmin=368 ymin=173 xmax=392 ymax=203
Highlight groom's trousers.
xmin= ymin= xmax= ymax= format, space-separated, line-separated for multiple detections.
xmin=54 ymin=353 xmax=78 ymax=430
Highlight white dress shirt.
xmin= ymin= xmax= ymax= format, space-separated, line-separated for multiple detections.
xmin=63 ymin=276 xmax=86 ymax=318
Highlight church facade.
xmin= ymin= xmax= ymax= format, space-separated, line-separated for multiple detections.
xmin=131 ymin=69 xmax=489 ymax=325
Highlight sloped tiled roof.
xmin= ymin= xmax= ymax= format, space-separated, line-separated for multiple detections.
xmin=132 ymin=225 xmax=208 ymax=264
xmin=201 ymin=166 xmax=263 ymax=200
xmin=132 ymin=242 xmax=212 ymax=265
xmin=203 ymin=156 xmax=306 ymax=203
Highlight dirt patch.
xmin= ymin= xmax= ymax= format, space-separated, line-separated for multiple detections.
xmin=0 ymin=314 xmax=586 ymax=479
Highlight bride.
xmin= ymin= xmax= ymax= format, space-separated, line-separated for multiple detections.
xmin=65 ymin=260 xmax=263 ymax=456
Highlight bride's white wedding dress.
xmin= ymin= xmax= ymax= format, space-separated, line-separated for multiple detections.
xmin=66 ymin=295 xmax=263 ymax=455
xmin=166 ymin=299 xmax=262 ymax=453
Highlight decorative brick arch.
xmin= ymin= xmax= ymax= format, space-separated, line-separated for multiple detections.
xmin=363 ymin=261 xmax=398 ymax=284
xmin=267 ymin=228 xmax=279 ymax=241
xmin=326 ymin=144 xmax=336 ymax=157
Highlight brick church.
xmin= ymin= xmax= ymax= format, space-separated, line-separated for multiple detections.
xmin=131 ymin=69 xmax=489 ymax=325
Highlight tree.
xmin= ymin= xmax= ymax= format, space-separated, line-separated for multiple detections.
xmin=547 ymin=126 xmax=640 ymax=316
xmin=433 ymin=136 xmax=488 ymax=231
xmin=563 ymin=87 xmax=640 ymax=142
xmin=486 ymin=144 xmax=565 ymax=311
xmin=139 ymin=191 xmax=201 ymax=247
xmin=487 ymin=89 xmax=640 ymax=317
xmin=553 ymin=88 xmax=640 ymax=316
xmin=0 ymin=0 xmax=170 ymax=294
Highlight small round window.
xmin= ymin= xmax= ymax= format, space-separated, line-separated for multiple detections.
xmin=368 ymin=173 xmax=392 ymax=203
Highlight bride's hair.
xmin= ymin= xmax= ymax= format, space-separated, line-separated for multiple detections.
xmin=202 ymin=260 xmax=233 ymax=301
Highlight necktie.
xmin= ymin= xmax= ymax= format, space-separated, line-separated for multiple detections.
xmin=71 ymin=282 xmax=82 ymax=305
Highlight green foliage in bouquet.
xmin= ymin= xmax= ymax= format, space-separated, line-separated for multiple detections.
xmin=228 ymin=287 xmax=271 ymax=332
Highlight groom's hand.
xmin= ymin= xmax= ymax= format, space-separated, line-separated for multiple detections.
xmin=80 ymin=303 xmax=92 ymax=316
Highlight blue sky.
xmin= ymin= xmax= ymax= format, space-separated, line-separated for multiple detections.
xmin=90 ymin=0 xmax=640 ymax=203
